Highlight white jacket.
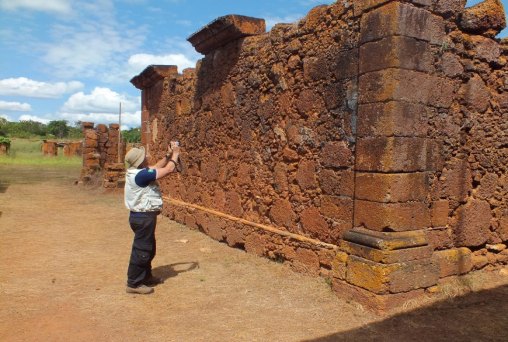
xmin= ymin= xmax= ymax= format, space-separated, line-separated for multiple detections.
xmin=124 ymin=169 xmax=163 ymax=212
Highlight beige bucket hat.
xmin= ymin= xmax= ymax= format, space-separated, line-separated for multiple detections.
xmin=125 ymin=146 xmax=146 ymax=169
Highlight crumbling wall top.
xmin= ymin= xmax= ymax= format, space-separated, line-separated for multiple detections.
xmin=130 ymin=65 xmax=179 ymax=90
xmin=187 ymin=14 xmax=266 ymax=55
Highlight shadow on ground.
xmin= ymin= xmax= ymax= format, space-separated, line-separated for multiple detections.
xmin=152 ymin=261 xmax=199 ymax=281
xmin=305 ymin=285 xmax=508 ymax=342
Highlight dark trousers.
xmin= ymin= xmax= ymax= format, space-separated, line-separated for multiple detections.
xmin=127 ymin=212 xmax=157 ymax=287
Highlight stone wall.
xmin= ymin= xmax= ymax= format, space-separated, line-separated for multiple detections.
xmin=0 ymin=142 xmax=9 ymax=155
xmin=131 ymin=0 xmax=507 ymax=312
xmin=80 ymin=122 xmax=125 ymax=187
xmin=42 ymin=140 xmax=58 ymax=156
xmin=42 ymin=140 xmax=82 ymax=157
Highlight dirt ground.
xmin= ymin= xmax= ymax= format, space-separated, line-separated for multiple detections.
xmin=1 ymin=165 xmax=508 ymax=342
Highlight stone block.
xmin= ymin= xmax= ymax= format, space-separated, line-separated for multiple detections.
xmin=273 ymin=162 xmax=289 ymax=194
xmin=431 ymin=248 xmax=472 ymax=278
xmin=131 ymin=65 xmax=178 ymax=90
xmin=356 ymin=137 xmax=433 ymax=172
xmin=269 ymin=199 xmax=296 ymax=228
xmin=300 ymin=206 xmax=330 ymax=241
xmin=426 ymin=228 xmax=454 ymax=250
xmin=353 ymin=0 xmax=391 ymax=16
xmin=331 ymin=251 xmax=348 ymax=280
xmin=296 ymin=159 xmax=318 ymax=190
xmin=360 ymin=36 xmax=433 ymax=74
xmin=354 ymin=200 xmax=431 ymax=231
xmin=343 ymin=227 xmax=428 ymax=250
xmin=461 ymin=74 xmax=491 ymax=113
xmin=430 ymin=200 xmax=449 ymax=227
xmin=187 ymin=15 xmax=266 ymax=55
xmin=318 ymin=169 xmax=354 ymax=197
xmin=357 ymin=101 xmax=431 ymax=138
xmin=320 ymin=141 xmax=352 ymax=168
xmin=346 ymin=255 xmax=438 ymax=294
xmin=320 ymin=196 xmax=353 ymax=222
xmin=440 ymin=158 xmax=472 ymax=202
xmin=458 ymin=0 xmax=507 ymax=38
xmin=454 ymin=199 xmax=492 ymax=247
xmin=433 ymin=0 xmax=467 ymax=17
xmin=360 ymin=2 xmax=445 ymax=44
xmin=359 ymin=69 xmax=457 ymax=108
xmin=330 ymin=49 xmax=359 ymax=80
xmin=341 ymin=241 xmax=433 ymax=264
xmin=355 ymin=172 xmax=429 ymax=202
xmin=440 ymin=52 xmax=464 ymax=77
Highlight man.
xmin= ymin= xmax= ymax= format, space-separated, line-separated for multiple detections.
xmin=124 ymin=141 xmax=180 ymax=294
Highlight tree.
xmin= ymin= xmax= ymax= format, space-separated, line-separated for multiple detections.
xmin=46 ymin=120 xmax=69 ymax=138
xmin=122 ymin=127 xmax=141 ymax=143
xmin=0 ymin=117 xmax=7 ymax=136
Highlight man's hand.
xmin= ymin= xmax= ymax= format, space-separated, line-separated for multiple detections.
xmin=170 ymin=141 xmax=180 ymax=156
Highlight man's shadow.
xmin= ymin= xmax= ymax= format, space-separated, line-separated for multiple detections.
xmin=152 ymin=262 xmax=199 ymax=281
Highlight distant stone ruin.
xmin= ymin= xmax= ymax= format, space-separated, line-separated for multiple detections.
xmin=41 ymin=140 xmax=82 ymax=157
xmin=131 ymin=0 xmax=508 ymax=312
xmin=0 ymin=141 xmax=9 ymax=155
xmin=80 ymin=122 xmax=125 ymax=188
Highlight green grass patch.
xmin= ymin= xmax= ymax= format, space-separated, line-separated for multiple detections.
xmin=0 ymin=138 xmax=81 ymax=167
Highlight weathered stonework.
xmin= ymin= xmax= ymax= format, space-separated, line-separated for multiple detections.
xmin=131 ymin=0 xmax=508 ymax=313
xmin=0 ymin=142 xmax=10 ymax=155
xmin=80 ymin=122 xmax=125 ymax=188
xmin=42 ymin=140 xmax=82 ymax=157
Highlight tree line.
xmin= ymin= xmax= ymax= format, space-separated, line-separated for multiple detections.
xmin=0 ymin=118 xmax=141 ymax=142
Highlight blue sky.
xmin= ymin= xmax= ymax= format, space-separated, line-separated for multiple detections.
xmin=0 ymin=0 xmax=506 ymax=129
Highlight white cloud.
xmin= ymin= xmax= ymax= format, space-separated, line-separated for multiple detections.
xmin=18 ymin=115 xmax=50 ymax=124
xmin=128 ymin=53 xmax=196 ymax=74
xmin=42 ymin=25 xmax=146 ymax=80
xmin=0 ymin=114 xmax=13 ymax=121
xmin=0 ymin=100 xmax=32 ymax=112
xmin=61 ymin=87 xmax=139 ymax=114
xmin=0 ymin=0 xmax=71 ymax=13
xmin=59 ymin=111 xmax=141 ymax=128
xmin=0 ymin=78 xmax=83 ymax=98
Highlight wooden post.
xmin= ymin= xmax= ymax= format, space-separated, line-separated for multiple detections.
xmin=118 ymin=102 xmax=122 ymax=163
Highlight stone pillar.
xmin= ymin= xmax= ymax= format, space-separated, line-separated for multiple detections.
xmin=107 ymin=123 xmax=121 ymax=163
xmin=331 ymin=1 xmax=453 ymax=312
xmin=42 ymin=140 xmax=58 ymax=156
xmin=80 ymin=122 xmax=100 ymax=182
xmin=131 ymin=65 xmax=180 ymax=154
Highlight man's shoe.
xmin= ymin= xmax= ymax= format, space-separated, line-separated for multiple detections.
xmin=143 ymin=275 xmax=164 ymax=286
xmin=126 ymin=284 xmax=154 ymax=294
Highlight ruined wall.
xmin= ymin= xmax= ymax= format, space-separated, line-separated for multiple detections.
xmin=63 ymin=142 xmax=82 ymax=157
xmin=132 ymin=0 xmax=507 ymax=312
xmin=0 ymin=142 xmax=9 ymax=155
xmin=423 ymin=0 xmax=508 ymax=271
xmin=80 ymin=122 xmax=125 ymax=187
xmin=42 ymin=140 xmax=58 ymax=156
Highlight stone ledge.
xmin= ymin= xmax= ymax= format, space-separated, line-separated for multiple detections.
xmin=340 ymin=241 xmax=433 ymax=264
xmin=187 ymin=15 xmax=266 ymax=55
xmin=343 ymin=228 xmax=428 ymax=250
xmin=130 ymin=65 xmax=179 ymax=90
